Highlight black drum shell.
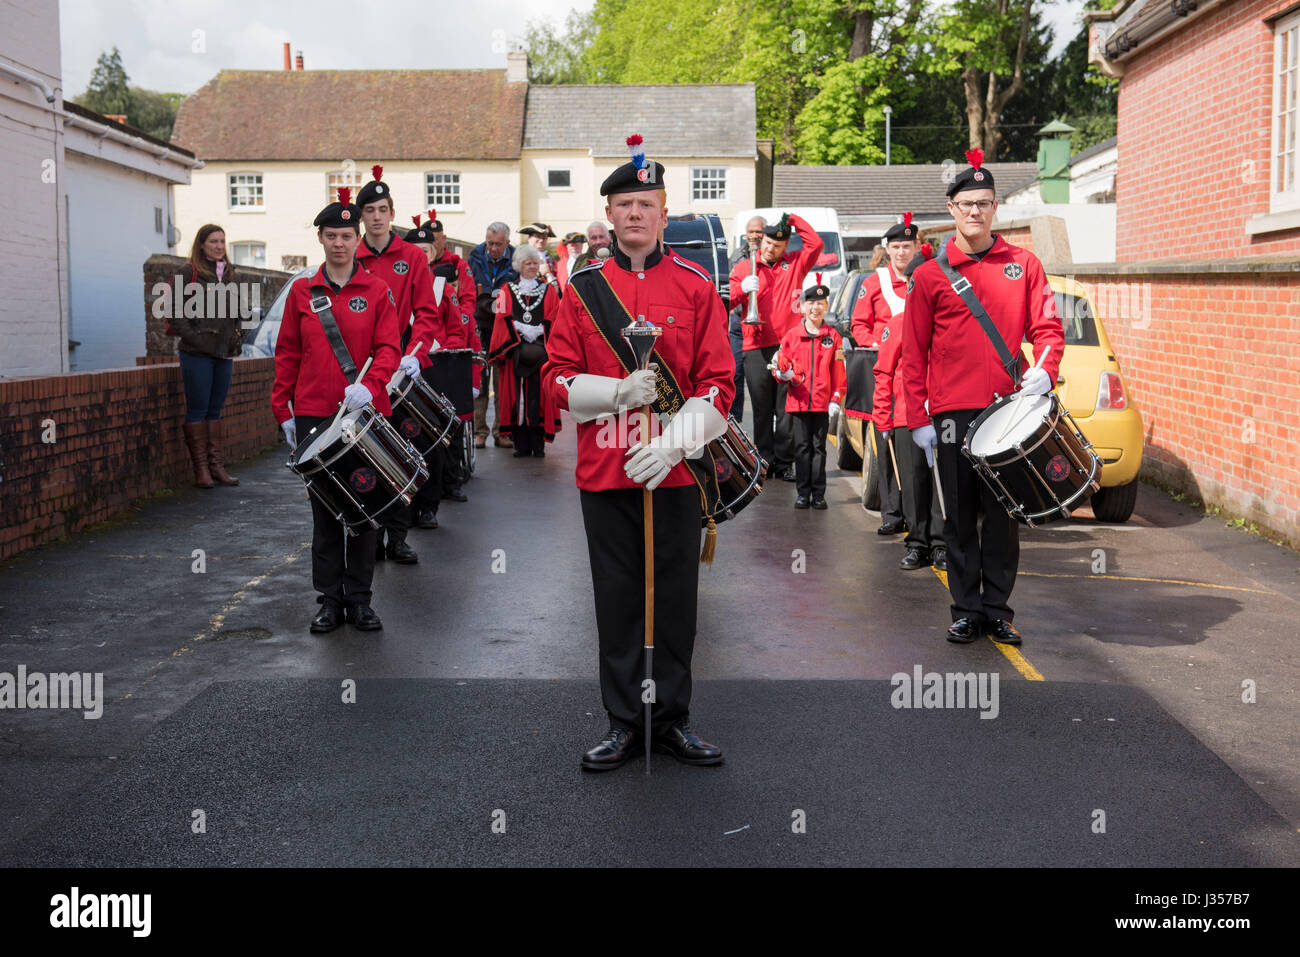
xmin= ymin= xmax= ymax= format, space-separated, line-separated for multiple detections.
xmin=389 ymin=371 xmax=458 ymax=458
xmin=692 ymin=418 xmax=767 ymax=528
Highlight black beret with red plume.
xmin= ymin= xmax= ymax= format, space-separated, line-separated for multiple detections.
xmin=313 ymin=185 xmax=361 ymax=229
xmin=884 ymin=210 xmax=919 ymax=243
xmin=356 ymin=163 xmax=392 ymax=208
xmin=947 ymin=147 xmax=996 ymax=197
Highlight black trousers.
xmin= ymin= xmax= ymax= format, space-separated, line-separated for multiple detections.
xmin=872 ymin=423 xmax=903 ymax=523
xmin=728 ymin=311 xmax=746 ymax=420
xmin=934 ymin=409 xmax=1019 ymax=624
xmin=379 ymin=413 xmax=415 ymax=546
xmin=742 ymin=346 xmax=780 ymax=467
xmin=894 ymin=425 xmax=945 ymax=550
xmin=791 ymin=411 xmax=828 ymax=498
xmin=295 ymin=414 xmax=377 ymax=608
xmin=413 ymin=442 xmax=446 ymax=511
xmin=579 ymin=485 xmax=701 ymax=733
xmin=773 ymin=381 xmax=795 ymax=471
xmin=511 ymin=426 xmax=545 ymax=454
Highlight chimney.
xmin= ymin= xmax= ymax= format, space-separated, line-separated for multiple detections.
xmin=506 ymin=48 xmax=528 ymax=83
xmin=283 ymin=42 xmax=291 ymax=70
xmin=295 ymin=50 xmax=304 ymax=70
xmin=104 ymin=114 xmax=127 ymax=125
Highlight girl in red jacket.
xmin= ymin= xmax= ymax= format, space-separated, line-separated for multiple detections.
xmin=773 ymin=275 xmax=845 ymax=509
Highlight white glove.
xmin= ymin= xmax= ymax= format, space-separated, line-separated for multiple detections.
xmin=1020 ymin=366 xmax=1052 ymax=396
xmin=614 ymin=369 xmax=657 ymax=409
xmin=472 ymin=387 xmax=481 ymax=398
xmin=778 ymin=367 xmax=795 ymax=382
xmin=828 ymin=402 xmax=841 ymax=419
xmin=562 ymin=374 xmax=619 ymax=423
xmin=399 ymin=354 xmax=421 ymax=377
xmin=912 ymin=423 xmax=937 ymax=468
xmin=740 ymin=274 xmax=760 ymax=294
xmin=624 ymin=396 xmax=727 ymax=489
xmin=281 ymin=420 xmax=297 ymax=448
xmin=343 ymin=382 xmax=372 ymax=411
xmin=512 ymin=320 xmax=529 ymax=337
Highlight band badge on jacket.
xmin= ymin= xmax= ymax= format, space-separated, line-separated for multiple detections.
xmin=1003 ymin=263 xmax=1024 ymax=280
xmin=392 ymin=261 xmax=410 ymax=275
xmin=821 ymin=336 xmax=835 ymax=348
xmin=348 ymin=296 xmax=368 ymax=312
xmin=881 ymin=327 xmax=891 ymax=342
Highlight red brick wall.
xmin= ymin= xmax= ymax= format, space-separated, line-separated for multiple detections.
xmin=0 ymin=358 xmax=279 ymax=561
xmin=1076 ymin=269 xmax=1300 ymax=544
xmin=1117 ymin=0 xmax=1300 ymax=260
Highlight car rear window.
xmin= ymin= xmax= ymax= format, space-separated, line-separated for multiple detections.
xmin=1054 ymin=292 xmax=1100 ymax=346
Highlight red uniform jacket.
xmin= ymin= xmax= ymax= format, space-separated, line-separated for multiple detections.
xmin=850 ymin=264 xmax=908 ymax=347
xmin=355 ymin=231 xmax=442 ymax=370
xmin=776 ymin=320 xmax=845 ymax=414
xmin=871 ymin=314 xmax=908 ymax=431
xmin=727 ymin=214 xmax=824 ymax=351
xmin=901 ymin=235 xmax=1064 ymax=426
xmin=490 ymin=282 xmax=562 ymax=439
xmin=542 ymin=247 xmax=735 ymax=492
xmin=271 ymin=263 xmax=401 ymax=423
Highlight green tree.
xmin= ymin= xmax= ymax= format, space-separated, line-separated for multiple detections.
xmin=80 ymin=46 xmax=131 ymax=117
xmin=127 ymin=87 xmax=179 ymax=141
xmin=523 ymin=9 xmax=598 ymax=83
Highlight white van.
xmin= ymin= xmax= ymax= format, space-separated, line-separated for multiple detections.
xmin=731 ymin=207 xmax=847 ymax=295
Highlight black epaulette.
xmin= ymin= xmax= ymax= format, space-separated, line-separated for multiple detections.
xmin=670 ymin=254 xmax=710 ymax=284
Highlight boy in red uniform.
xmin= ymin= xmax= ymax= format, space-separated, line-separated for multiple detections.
xmin=271 ymin=187 xmax=401 ymax=633
xmin=354 ymin=166 xmax=444 ymax=563
xmin=773 ymin=274 xmax=844 ymax=509
xmin=542 ymin=135 xmax=735 ymax=771
xmin=902 ymin=151 xmax=1063 ymax=646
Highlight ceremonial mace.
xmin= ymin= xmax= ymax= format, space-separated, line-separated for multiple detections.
xmin=622 ymin=315 xmax=662 ymax=775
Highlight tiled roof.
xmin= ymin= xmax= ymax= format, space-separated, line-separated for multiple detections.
xmin=773 ymin=163 xmax=1041 ymax=215
xmin=523 ymin=84 xmax=756 ymax=156
xmin=171 ymin=70 xmax=526 ymax=161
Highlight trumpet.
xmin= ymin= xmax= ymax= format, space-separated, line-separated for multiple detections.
xmin=743 ymin=248 xmax=762 ymax=325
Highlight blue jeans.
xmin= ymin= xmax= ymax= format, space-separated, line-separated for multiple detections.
xmin=179 ymin=350 xmax=233 ymax=423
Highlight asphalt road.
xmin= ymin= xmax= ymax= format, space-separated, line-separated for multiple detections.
xmin=1 ymin=410 xmax=1297 ymax=866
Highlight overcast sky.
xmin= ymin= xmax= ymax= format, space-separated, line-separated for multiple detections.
xmin=59 ymin=0 xmax=1086 ymax=97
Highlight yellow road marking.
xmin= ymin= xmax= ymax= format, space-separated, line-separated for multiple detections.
xmin=931 ymin=567 xmax=1045 ymax=681
xmin=1016 ymin=571 xmax=1277 ymax=597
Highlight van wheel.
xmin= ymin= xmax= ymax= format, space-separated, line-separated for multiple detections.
xmin=836 ymin=414 xmax=862 ymax=471
xmin=1090 ymin=477 xmax=1138 ymax=523
xmin=861 ymin=438 xmax=881 ymax=511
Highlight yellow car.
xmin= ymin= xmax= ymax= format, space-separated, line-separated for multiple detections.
xmin=832 ymin=273 xmax=1144 ymax=523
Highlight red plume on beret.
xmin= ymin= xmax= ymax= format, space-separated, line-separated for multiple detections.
xmin=816 ymin=272 xmax=823 ymax=286
xmin=903 ymin=212 xmax=913 ymax=229
xmin=371 ymin=164 xmax=384 ymax=181
xmin=412 ymin=215 xmax=421 ymax=227
xmin=964 ymin=149 xmax=984 ymax=170
xmin=428 ymin=209 xmax=437 ymax=223
xmin=337 ymin=186 xmax=352 ymax=206
xmin=625 ymin=134 xmax=643 ymax=148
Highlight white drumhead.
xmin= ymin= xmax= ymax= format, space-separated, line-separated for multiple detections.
xmin=298 ymin=411 xmax=359 ymax=461
xmin=969 ymin=394 xmax=1051 ymax=456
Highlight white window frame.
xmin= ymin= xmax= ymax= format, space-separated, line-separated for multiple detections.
xmin=1270 ymin=11 xmax=1300 ymax=214
xmin=546 ymin=167 xmax=573 ymax=191
xmin=227 ymin=172 xmax=264 ymax=212
xmin=690 ymin=165 xmax=729 ymax=202
xmin=230 ymin=241 xmax=267 ymax=268
xmin=425 ymin=171 xmax=462 ymax=210
xmin=326 ymin=168 xmax=364 ymax=205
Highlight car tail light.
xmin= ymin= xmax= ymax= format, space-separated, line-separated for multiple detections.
xmin=1096 ymin=371 xmax=1126 ymax=410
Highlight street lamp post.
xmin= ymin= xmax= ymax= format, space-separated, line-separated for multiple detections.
xmin=883 ymin=105 xmax=892 ymax=167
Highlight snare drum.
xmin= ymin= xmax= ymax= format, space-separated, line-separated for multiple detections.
xmin=686 ymin=417 xmax=767 ymax=527
xmin=388 ymin=368 xmax=459 ymax=457
xmin=961 ymin=392 xmax=1101 ymax=527
xmin=287 ymin=406 xmax=428 ymax=534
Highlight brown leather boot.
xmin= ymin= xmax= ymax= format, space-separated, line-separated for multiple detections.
xmin=206 ymin=419 xmax=239 ymax=485
xmin=183 ymin=422 xmax=215 ymax=488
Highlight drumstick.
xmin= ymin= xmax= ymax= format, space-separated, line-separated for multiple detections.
xmin=406 ymin=339 xmax=423 ymax=358
xmin=330 ymin=356 xmax=374 ymax=432
xmin=931 ymin=456 xmax=947 ymax=521
xmin=996 ymin=345 xmax=1053 ymax=444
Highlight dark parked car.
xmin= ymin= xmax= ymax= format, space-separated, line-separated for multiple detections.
xmin=663 ymin=213 xmax=730 ymax=305
xmin=240 ymin=266 xmax=315 ymax=358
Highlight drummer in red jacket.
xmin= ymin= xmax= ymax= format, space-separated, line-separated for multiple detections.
xmin=873 ymin=247 xmax=946 ymax=571
xmin=354 ymin=167 xmax=444 ymax=564
xmin=773 ymin=274 xmax=844 ymax=509
xmin=271 ymin=187 xmax=402 ymax=634
xmin=541 ymin=135 xmax=735 ymax=771
xmin=901 ymin=151 xmax=1063 ymax=646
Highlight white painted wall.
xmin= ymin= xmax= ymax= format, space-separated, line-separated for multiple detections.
xmin=65 ymin=153 xmax=179 ymax=370
xmin=0 ymin=1 xmax=69 ymax=376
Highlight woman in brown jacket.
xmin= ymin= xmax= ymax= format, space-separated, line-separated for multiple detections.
xmin=169 ymin=224 xmax=243 ymax=486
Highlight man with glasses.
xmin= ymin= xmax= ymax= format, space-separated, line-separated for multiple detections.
xmin=901 ymin=150 xmax=1063 ymax=647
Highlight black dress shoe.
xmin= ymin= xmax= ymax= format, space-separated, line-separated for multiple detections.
xmin=310 ymin=603 xmax=344 ymax=634
xmin=415 ymin=508 xmax=438 ymax=529
xmin=532 ymin=447 xmax=545 ymax=458
xmin=931 ymin=546 xmax=948 ymax=571
xmin=442 ymin=487 xmax=468 ymax=503
xmin=811 ymin=497 xmax=827 ymax=510
xmin=878 ymin=520 xmax=906 ymax=535
xmin=779 ymin=466 xmax=797 ymax=482
xmin=899 ymin=546 xmax=930 ymax=570
xmin=345 ymin=604 xmax=383 ymax=631
xmin=512 ymin=448 xmax=529 ymax=458
xmin=794 ymin=496 xmax=810 ymax=509
xmin=946 ymin=617 xmax=983 ymax=643
xmin=987 ymin=619 xmax=1022 ymax=645
xmin=385 ymin=540 xmax=418 ymax=564
xmin=581 ymin=726 xmax=642 ymax=771
xmin=652 ymin=722 xmax=724 ymax=766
